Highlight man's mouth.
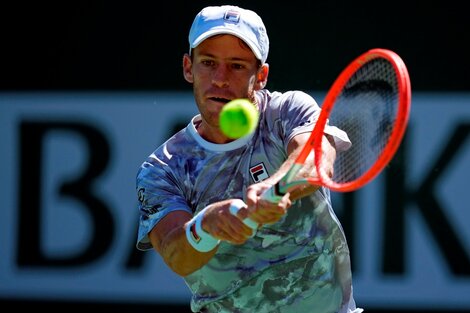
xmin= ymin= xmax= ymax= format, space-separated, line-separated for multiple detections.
xmin=209 ymin=97 xmax=231 ymax=104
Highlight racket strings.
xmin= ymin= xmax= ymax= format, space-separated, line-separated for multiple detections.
xmin=328 ymin=58 xmax=399 ymax=184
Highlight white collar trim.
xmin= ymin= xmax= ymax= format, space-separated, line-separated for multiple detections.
xmin=187 ymin=115 xmax=253 ymax=152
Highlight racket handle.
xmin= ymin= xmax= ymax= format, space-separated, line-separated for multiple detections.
xmin=229 ymin=199 xmax=259 ymax=231
xmin=260 ymin=183 xmax=284 ymax=203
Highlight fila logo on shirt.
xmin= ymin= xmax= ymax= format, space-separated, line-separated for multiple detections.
xmin=250 ymin=162 xmax=269 ymax=183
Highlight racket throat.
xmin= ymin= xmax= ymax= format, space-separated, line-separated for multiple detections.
xmin=275 ymin=163 xmax=306 ymax=194
xmin=261 ymin=164 xmax=304 ymax=203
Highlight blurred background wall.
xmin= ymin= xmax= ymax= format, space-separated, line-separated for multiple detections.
xmin=1 ymin=1 xmax=469 ymax=312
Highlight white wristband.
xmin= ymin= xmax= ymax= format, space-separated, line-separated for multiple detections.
xmin=229 ymin=199 xmax=259 ymax=231
xmin=186 ymin=207 xmax=220 ymax=252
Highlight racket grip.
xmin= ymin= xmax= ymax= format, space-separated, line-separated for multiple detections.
xmin=260 ymin=183 xmax=284 ymax=203
xmin=229 ymin=199 xmax=259 ymax=231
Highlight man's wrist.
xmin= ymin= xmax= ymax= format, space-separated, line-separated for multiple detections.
xmin=185 ymin=207 xmax=220 ymax=252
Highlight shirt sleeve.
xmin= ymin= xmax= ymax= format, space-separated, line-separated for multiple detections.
xmin=281 ymin=91 xmax=351 ymax=151
xmin=135 ymin=153 xmax=192 ymax=251
xmin=324 ymin=124 xmax=352 ymax=152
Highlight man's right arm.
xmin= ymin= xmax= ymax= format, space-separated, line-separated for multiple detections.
xmin=148 ymin=201 xmax=255 ymax=277
xmin=149 ymin=210 xmax=216 ymax=277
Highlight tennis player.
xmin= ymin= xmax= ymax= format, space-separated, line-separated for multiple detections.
xmin=136 ymin=5 xmax=363 ymax=313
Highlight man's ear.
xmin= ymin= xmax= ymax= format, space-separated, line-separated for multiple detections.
xmin=182 ymin=54 xmax=193 ymax=83
xmin=255 ymin=63 xmax=269 ymax=90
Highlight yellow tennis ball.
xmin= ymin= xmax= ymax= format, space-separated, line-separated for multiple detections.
xmin=219 ymin=99 xmax=259 ymax=139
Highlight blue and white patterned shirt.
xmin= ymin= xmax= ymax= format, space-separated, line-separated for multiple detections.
xmin=136 ymin=89 xmax=359 ymax=313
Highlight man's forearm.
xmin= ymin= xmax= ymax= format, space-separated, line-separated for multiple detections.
xmin=157 ymin=226 xmax=217 ymax=276
xmin=150 ymin=212 xmax=218 ymax=277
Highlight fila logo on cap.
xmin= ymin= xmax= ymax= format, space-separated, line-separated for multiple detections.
xmin=250 ymin=162 xmax=269 ymax=183
xmin=224 ymin=10 xmax=240 ymax=23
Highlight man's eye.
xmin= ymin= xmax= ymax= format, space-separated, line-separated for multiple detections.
xmin=202 ymin=60 xmax=214 ymax=66
xmin=232 ymin=64 xmax=244 ymax=70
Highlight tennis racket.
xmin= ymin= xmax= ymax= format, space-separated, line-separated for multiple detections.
xmin=261 ymin=48 xmax=411 ymax=202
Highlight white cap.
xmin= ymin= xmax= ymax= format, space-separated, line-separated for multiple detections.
xmin=188 ymin=5 xmax=269 ymax=64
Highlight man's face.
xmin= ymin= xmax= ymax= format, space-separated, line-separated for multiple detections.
xmin=183 ymin=34 xmax=266 ymax=142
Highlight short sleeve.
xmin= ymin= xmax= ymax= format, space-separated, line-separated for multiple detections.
xmin=135 ymin=154 xmax=192 ymax=251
